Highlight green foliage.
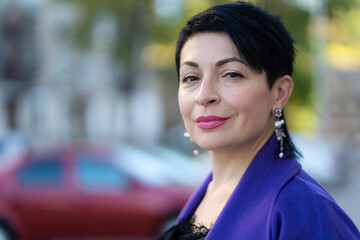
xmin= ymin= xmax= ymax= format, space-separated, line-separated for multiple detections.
xmin=328 ymin=0 xmax=360 ymax=17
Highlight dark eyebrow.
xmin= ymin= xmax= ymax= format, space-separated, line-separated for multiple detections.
xmin=215 ymin=57 xmax=247 ymax=66
xmin=181 ymin=61 xmax=199 ymax=68
xmin=180 ymin=57 xmax=247 ymax=69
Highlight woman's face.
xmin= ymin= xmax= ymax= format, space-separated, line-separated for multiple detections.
xmin=178 ymin=32 xmax=277 ymax=152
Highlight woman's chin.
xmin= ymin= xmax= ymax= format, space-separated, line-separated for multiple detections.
xmin=196 ymin=141 xmax=231 ymax=152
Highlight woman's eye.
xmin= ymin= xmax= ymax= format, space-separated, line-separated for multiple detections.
xmin=182 ymin=75 xmax=198 ymax=83
xmin=224 ymin=72 xmax=244 ymax=79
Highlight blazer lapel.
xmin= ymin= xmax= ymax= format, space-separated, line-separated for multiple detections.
xmin=175 ymin=172 xmax=213 ymax=224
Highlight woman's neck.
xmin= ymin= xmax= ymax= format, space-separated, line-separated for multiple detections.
xmin=208 ymin=131 xmax=273 ymax=192
xmin=192 ymin=129 xmax=274 ymax=228
xmin=192 ymin=133 xmax=273 ymax=228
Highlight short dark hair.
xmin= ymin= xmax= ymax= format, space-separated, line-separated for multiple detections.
xmin=175 ymin=1 xmax=302 ymax=159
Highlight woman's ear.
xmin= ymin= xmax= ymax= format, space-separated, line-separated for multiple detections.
xmin=272 ymin=75 xmax=294 ymax=109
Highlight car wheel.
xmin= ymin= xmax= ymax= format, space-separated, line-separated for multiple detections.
xmin=0 ymin=225 xmax=13 ymax=240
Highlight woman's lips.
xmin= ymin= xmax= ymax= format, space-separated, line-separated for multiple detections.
xmin=195 ymin=115 xmax=230 ymax=129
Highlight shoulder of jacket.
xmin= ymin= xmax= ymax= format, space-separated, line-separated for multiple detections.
xmin=270 ymin=170 xmax=360 ymax=239
xmin=274 ymin=170 xmax=335 ymax=210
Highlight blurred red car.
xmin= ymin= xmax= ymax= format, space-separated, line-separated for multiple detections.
xmin=0 ymin=144 xmax=191 ymax=240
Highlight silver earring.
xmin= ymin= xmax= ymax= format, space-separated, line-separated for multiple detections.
xmin=274 ymin=108 xmax=285 ymax=158
xmin=184 ymin=131 xmax=199 ymax=156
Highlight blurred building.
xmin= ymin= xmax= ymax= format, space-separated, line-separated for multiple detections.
xmin=329 ymin=70 xmax=360 ymax=147
xmin=0 ymin=0 xmax=165 ymax=147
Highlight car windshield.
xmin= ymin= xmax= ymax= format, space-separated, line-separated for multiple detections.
xmin=76 ymin=153 xmax=128 ymax=190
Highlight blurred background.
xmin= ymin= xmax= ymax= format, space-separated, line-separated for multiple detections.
xmin=0 ymin=0 xmax=359 ymax=239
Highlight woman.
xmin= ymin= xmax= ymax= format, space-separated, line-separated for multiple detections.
xmin=158 ymin=2 xmax=360 ymax=239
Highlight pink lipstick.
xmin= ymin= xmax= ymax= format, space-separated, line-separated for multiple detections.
xmin=196 ymin=115 xmax=230 ymax=129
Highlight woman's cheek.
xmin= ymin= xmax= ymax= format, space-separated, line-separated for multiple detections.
xmin=178 ymin=95 xmax=192 ymax=121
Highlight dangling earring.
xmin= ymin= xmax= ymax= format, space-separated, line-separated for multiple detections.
xmin=274 ymin=108 xmax=286 ymax=158
xmin=184 ymin=131 xmax=199 ymax=156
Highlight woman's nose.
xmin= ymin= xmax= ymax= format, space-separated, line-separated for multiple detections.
xmin=195 ymin=78 xmax=220 ymax=106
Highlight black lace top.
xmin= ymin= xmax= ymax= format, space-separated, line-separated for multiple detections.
xmin=157 ymin=216 xmax=211 ymax=240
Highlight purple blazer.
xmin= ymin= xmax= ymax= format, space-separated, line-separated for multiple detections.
xmin=175 ymin=136 xmax=360 ymax=239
